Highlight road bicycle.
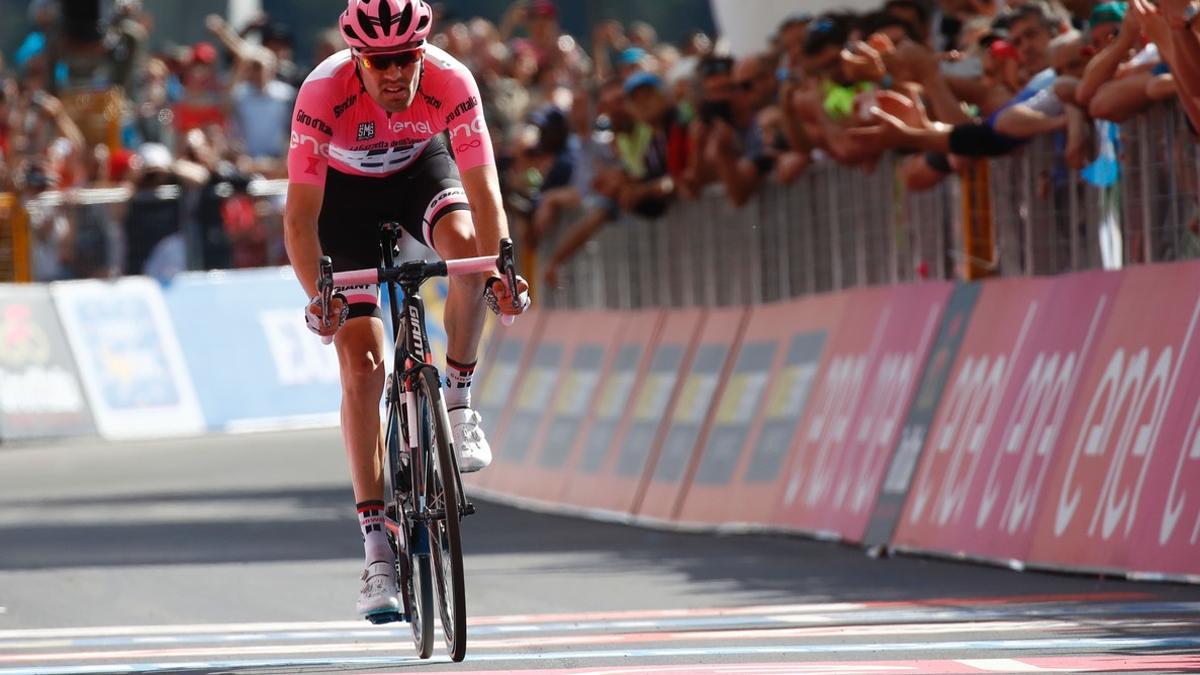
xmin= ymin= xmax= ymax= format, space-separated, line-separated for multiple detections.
xmin=317 ymin=224 xmax=520 ymax=662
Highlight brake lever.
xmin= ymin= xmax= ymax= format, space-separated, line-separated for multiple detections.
xmin=497 ymin=238 xmax=519 ymax=326
xmin=319 ymin=256 xmax=335 ymax=345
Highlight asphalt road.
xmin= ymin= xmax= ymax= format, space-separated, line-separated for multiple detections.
xmin=2 ymin=429 xmax=1199 ymax=674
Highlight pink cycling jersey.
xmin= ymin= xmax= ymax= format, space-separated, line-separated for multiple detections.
xmin=288 ymin=45 xmax=494 ymax=186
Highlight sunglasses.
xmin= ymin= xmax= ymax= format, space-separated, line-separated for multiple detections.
xmin=359 ymin=49 xmax=423 ymax=72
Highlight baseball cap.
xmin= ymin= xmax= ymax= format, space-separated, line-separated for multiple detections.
xmin=623 ymin=70 xmax=662 ymax=95
xmin=192 ymin=41 xmax=218 ymax=65
xmin=138 ymin=143 xmax=172 ymax=172
xmin=529 ymin=0 xmax=557 ymax=18
xmin=617 ymin=47 xmax=647 ymax=66
xmin=1088 ymin=2 xmax=1127 ymax=29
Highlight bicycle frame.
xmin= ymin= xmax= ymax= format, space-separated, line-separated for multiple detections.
xmin=328 ymin=224 xmax=499 ymax=532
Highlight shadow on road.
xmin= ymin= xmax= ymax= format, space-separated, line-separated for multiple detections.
xmin=3 ymin=488 xmax=1199 ymax=608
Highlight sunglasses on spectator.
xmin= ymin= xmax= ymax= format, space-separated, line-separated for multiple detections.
xmin=359 ymin=49 xmax=423 ymax=71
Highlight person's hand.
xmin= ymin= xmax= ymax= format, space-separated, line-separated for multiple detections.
xmin=31 ymin=92 xmax=64 ymax=118
xmin=205 ymin=14 xmax=226 ymax=34
xmin=846 ymin=104 xmax=914 ymax=148
xmin=841 ymin=40 xmax=887 ymax=83
xmin=484 ymin=274 xmax=531 ymax=317
xmin=886 ymin=41 xmax=942 ymax=84
xmin=1154 ymin=0 xmax=1194 ymax=25
xmin=305 ymin=293 xmax=349 ymax=338
xmin=503 ymin=1 xmax=529 ymax=26
xmin=775 ymin=151 xmax=809 ymax=184
xmin=704 ymin=119 xmax=737 ymax=164
xmin=1130 ymin=0 xmax=1173 ymax=50
xmin=876 ymin=90 xmax=932 ymax=130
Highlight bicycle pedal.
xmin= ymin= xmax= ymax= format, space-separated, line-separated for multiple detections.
xmin=365 ymin=611 xmax=406 ymax=625
xmin=463 ymin=502 xmax=477 ymax=516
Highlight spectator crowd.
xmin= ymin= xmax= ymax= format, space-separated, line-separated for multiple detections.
xmin=2 ymin=0 xmax=1198 ymax=285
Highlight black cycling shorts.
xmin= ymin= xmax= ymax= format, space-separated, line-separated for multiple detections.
xmin=318 ymin=136 xmax=471 ymax=319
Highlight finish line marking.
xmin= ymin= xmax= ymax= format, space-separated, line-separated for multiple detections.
xmin=2 ymin=650 xmax=1200 ymax=675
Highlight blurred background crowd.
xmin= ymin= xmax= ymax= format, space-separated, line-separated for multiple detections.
xmin=0 ymin=0 xmax=1197 ymax=285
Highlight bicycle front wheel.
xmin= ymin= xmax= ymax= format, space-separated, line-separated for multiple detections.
xmin=386 ymin=372 xmax=434 ymax=659
xmin=416 ymin=366 xmax=468 ymax=662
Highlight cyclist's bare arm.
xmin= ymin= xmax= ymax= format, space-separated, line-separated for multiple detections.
xmin=459 ymin=164 xmax=510 ymax=256
xmin=285 ymin=181 xmax=326 ymax=299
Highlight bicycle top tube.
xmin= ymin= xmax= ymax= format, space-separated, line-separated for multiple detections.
xmin=331 ymin=255 xmax=498 ymax=289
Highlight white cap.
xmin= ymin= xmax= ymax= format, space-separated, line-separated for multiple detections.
xmin=138 ymin=142 xmax=172 ymax=172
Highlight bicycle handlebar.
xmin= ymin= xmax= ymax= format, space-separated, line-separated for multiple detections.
xmin=317 ymin=250 xmax=518 ymax=344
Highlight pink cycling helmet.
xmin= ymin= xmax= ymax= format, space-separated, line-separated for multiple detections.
xmin=339 ymin=0 xmax=433 ymax=52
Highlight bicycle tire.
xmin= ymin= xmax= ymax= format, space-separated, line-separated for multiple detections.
xmin=385 ymin=373 xmax=435 ymax=659
xmin=416 ymin=366 xmax=468 ymax=662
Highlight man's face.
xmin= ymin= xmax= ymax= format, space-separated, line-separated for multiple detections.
xmin=780 ymin=22 xmax=808 ymax=66
xmin=805 ymin=45 xmax=845 ymax=84
xmin=358 ymin=48 xmax=424 ymax=113
xmin=627 ymin=86 xmax=664 ymax=124
xmin=1008 ymin=16 xmax=1054 ymax=71
xmin=1053 ymin=38 xmax=1089 ymax=77
xmin=732 ymin=59 xmax=772 ymax=113
xmin=1087 ymin=21 xmax=1120 ymax=53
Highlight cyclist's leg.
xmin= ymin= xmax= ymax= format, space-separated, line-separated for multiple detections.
xmin=397 ymin=140 xmax=491 ymax=469
xmin=318 ymin=169 xmax=406 ymax=616
xmin=333 ymin=317 xmax=387 ymax=506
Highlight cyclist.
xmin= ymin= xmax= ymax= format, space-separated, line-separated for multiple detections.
xmin=283 ymin=0 xmax=530 ymax=621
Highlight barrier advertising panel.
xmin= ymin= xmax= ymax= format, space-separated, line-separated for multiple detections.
xmin=485 ymin=310 xmax=623 ymax=501
xmin=892 ymin=278 xmax=1054 ymax=556
xmin=51 ymin=277 xmax=204 ymax=439
xmin=559 ymin=311 xmax=664 ymax=512
xmin=0 ymin=284 xmax=94 ymax=440
xmin=891 ymin=272 xmax=1119 ymax=561
xmin=569 ymin=310 xmax=704 ymax=514
xmin=163 ymin=268 xmax=344 ymax=430
xmin=1030 ymin=262 xmax=1200 ymax=577
xmin=864 ymin=283 xmax=981 ymax=548
xmin=636 ymin=307 xmax=748 ymax=521
xmin=469 ymin=310 xmax=545 ymax=489
xmin=773 ymin=283 xmax=952 ymax=541
xmin=677 ymin=295 xmax=845 ymax=526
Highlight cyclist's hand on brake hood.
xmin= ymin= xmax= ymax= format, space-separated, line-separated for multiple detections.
xmin=305 ymin=293 xmax=350 ymax=338
xmin=484 ymin=275 xmax=531 ymax=317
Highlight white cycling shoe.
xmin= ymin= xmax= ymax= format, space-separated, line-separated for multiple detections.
xmin=449 ymin=407 xmax=492 ymax=473
xmin=357 ymin=560 xmax=401 ymax=620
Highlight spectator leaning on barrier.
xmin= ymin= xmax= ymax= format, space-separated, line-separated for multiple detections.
xmin=617 ymin=71 xmax=687 ymax=219
xmin=1131 ymin=0 xmax=1200 ymax=132
xmin=702 ymin=53 xmax=804 ymax=206
xmin=1074 ymin=3 xmax=1167 ymax=124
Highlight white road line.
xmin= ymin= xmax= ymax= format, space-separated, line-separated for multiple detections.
xmin=1 ymin=638 xmax=1199 ymax=675
xmin=957 ymin=658 xmax=1070 ymax=672
xmin=0 ymin=620 xmax=1161 ymax=663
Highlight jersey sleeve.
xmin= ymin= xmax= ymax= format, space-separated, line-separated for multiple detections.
xmin=441 ymin=68 xmax=495 ymax=173
xmin=287 ymin=79 xmax=336 ymax=186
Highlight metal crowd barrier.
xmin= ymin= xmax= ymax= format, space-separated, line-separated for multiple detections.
xmin=542 ymin=154 xmax=960 ymax=310
xmin=2 ymin=178 xmax=289 ymax=281
xmin=543 ymin=100 xmax=1199 ymax=310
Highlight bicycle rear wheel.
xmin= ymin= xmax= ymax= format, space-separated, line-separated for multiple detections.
xmin=416 ymin=366 xmax=468 ymax=662
xmin=386 ymin=374 xmax=434 ymax=659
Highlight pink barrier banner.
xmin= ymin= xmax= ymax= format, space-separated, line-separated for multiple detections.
xmin=467 ymin=311 xmax=545 ymax=490
xmin=892 ymin=273 xmax=1121 ymax=561
xmin=487 ymin=310 xmax=626 ymax=502
xmin=771 ymin=283 xmax=952 ymax=541
xmin=636 ymin=307 xmax=748 ymax=521
xmin=1030 ymin=262 xmax=1200 ymax=577
xmin=566 ymin=310 xmax=703 ymax=515
xmin=676 ymin=295 xmax=845 ymax=526
xmin=892 ymin=278 xmax=1053 ymax=555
